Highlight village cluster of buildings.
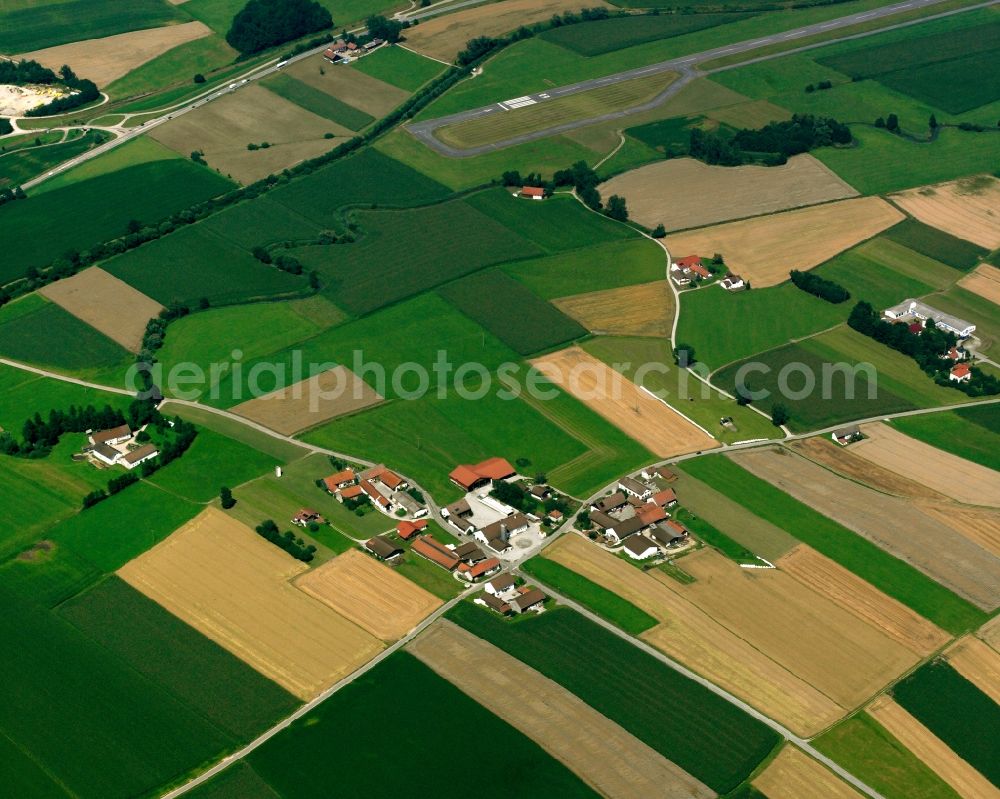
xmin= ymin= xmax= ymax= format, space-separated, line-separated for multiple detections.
xmin=670 ymin=254 xmax=744 ymax=291
xmin=87 ymin=425 xmax=159 ymax=471
xmin=883 ymin=299 xmax=977 ymax=382
xmin=322 ymin=37 xmax=385 ymax=63
xmin=476 ymin=573 xmax=547 ymax=616
xmin=322 ymin=464 xmax=427 ymax=518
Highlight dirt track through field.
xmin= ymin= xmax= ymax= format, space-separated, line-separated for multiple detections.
xmin=118 ymin=508 xmax=382 ymax=700
xmin=730 ymin=448 xmax=1000 ymax=611
xmin=891 ymin=176 xmax=1000 ymax=249
xmin=945 ymin=636 xmax=1000 ymax=705
xmin=753 ymin=745 xmax=861 ymax=799
xmin=777 ymin=544 xmax=948 ymax=657
xmin=295 ymin=549 xmax=441 ymax=641
xmin=531 ymin=346 xmax=717 ymax=458
xmin=39 ymin=266 xmax=163 ymax=351
xmin=18 ymin=21 xmax=212 ymax=87
xmin=545 ymin=535 xmax=847 ymax=736
xmin=867 ymin=696 xmax=1000 ymax=799
xmin=852 ymin=423 xmax=1000 ymax=508
xmin=664 ymin=197 xmax=903 ymax=288
xmin=231 ymin=366 xmax=383 ymax=435
xmin=959 ymin=264 xmax=1000 ymax=307
xmin=554 ymin=281 xmax=674 ymax=337
xmin=409 ymin=620 xmax=714 ymax=799
xmin=601 ymin=155 xmax=857 ymax=231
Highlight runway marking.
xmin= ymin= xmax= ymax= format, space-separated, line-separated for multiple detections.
xmin=504 ymin=95 xmax=537 ymax=108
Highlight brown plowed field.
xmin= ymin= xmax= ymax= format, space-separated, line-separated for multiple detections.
xmin=530 ymin=346 xmax=717 ymax=458
xmin=601 ymin=155 xmax=857 ymax=231
xmin=19 ymin=21 xmax=213 ymax=87
xmin=777 ymin=544 xmax=948 ymax=657
xmin=409 ymin=620 xmax=714 ymax=799
xmin=891 ymin=176 xmax=1000 ymax=249
xmin=295 ymin=549 xmax=441 ymax=641
xmin=554 ymin=280 xmax=674 ymax=338
xmin=919 ymin=504 xmax=1000 ymax=559
xmin=753 ymin=746 xmax=861 ymax=799
xmin=651 ymin=548 xmax=917 ymax=710
xmin=118 ymin=508 xmax=382 ymax=699
xmin=39 ymin=266 xmax=164 ymax=351
xmin=545 ymin=535 xmax=847 ymax=736
xmin=959 ymin=264 xmax=1000 ymax=307
xmin=788 ymin=436 xmax=952 ymax=503
xmin=231 ymin=365 xmax=383 ymax=435
xmin=284 ymin=56 xmax=409 ymax=118
xmin=403 ymin=0 xmax=614 ymax=62
xmin=730 ymin=448 xmax=1000 ymax=611
xmin=852 ymin=423 xmax=1000 ymax=508
xmin=945 ymin=636 xmax=1000 ymax=705
xmin=664 ymin=197 xmax=903 ymax=288
xmin=868 ymin=696 xmax=1000 ymax=799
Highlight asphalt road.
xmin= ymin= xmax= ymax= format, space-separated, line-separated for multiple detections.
xmin=408 ymin=0 xmax=992 ymax=156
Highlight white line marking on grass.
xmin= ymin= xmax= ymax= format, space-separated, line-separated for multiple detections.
xmin=639 ymin=386 xmax=717 ymax=439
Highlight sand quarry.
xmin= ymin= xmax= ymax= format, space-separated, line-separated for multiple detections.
xmin=0 ymin=83 xmax=76 ymax=116
xmin=600 ymin=155 xmax=858 ymax=231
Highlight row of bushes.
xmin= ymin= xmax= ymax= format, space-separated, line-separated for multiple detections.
xmin=789 ymin=269 xmax=850 ymax=303
xmin=255 ymin=519 xmax=317 ymax=561
xmin=689 ymin=114 xmax=852 ymax=166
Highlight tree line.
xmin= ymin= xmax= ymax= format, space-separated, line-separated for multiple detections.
xmin=500 ymin=161 xmax=629 ymax=221
xmin=227 ymin=0 xmax=333 ymax=55
xmin=255 ymin=519 xmax=317 ymax=561
xmin=689 ymin=114 xmax=852 ymax=166
xmin=24 ymin=64 xmax=99 ymax=117
xmin=789 ymin=269 xmax=850 ymax=303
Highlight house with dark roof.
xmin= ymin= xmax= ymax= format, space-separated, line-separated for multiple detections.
xmin=651 ymin=520 xmax=689 ymax=547
xmin=92 ymin=442 xmax=120 ymax=467
xmin=720 ymin=274 xmax=745 ymax=291
xmin=453 ymin=541 xmax=486 ymax=563
xmin=593 ymin=492 xmax=627 ymax=514
xmin=475 ymin=514 xmax=529 ymax=547
xmin=510 ymin=588 xmax=546 ymax=614
xmin=622 ymin=534 xmax=660 ymax=560
xmin=365 ymin=535 xmax=403 ymax=561
xmin=618 ymin=477 xmax=653 ymax=501
xmin=831 ymin=425 xmax=862 ymax=446
xmin=605 ymin=516 xmax=645 ymax=546
xmin=484 ymin=574 xmax=516 ymax=595
xmin=481 ymin=592 xmax=512 ymax=615
xmin=90 ymin=425 xmax=131 ymax=446
xmin=449 ymin=457 xmax=516 ymax=492
xmin=121 ymin=444 xmax=158 ymax=470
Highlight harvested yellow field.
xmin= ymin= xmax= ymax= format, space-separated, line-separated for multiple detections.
xmin=553 ymin=280 xmax=673 ymax=337
xmin=600 ymin=155 xmax=857 ymax=231
xmin=852 ymin=423 xmax=1000 ymax=508
xmin=530 ymin=346 xmax=718 ymax=459
xmin=946 ymin=636 xmax=1000 ymax=705
xmin=118 ymin=508 xmax=382 ymax=700
xmin=545 ymin=535 xmax=846 ymax=736
xmin=39 ymin=266 xmax=163 ymax=351
xmin=284 ymin=55 xmax=409 ymax=118
xmin=777 ymin=544 xmax=948 ymax=657
xmin=981 ymin=614 xmax=1000 ymax=653
xmin=409 ymin=620 xmax=713 ymax=799
xmin=231 ymin=366 xmax=383 ymax=435
xmin=959 ymin=264 xmax=1000 ymax=308
xmin=753 ymin=746 xmax=861 ymax=799
xmin=404 ymin=0 xmax=614 ymax=62
xmin=665 ymin=197 xmax=904 ymax=288
xmin=295 ymin=549 xmax=441 ymax=641
xmin=891 ymin=176 xmax=1000 ymax=249
xmin=151 ymin=84 xmax=351 ymax=184
xmin=868 ymin=696 xmax=1000 ymax=799
xmin=919 ymin=503 xmax=1000 ymax=558
xmin=19 ymin=22 xmax=212 ymax=87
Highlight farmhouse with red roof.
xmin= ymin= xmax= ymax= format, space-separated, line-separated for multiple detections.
xmin=449 ymin=457 xmax=516 ymax=491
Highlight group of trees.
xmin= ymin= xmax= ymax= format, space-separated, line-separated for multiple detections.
xmin=789 ymin=269 xmax=850 ymax=303
xmin=24 ymin=64 xmax=99 ymax=117
xmin=0 ymin=185 xmax=26 ymax=212
xmin=0 ymin=58 xmax=61 ymax=85
xmin=3 ymin=403 xmax=128 ymax=458
xmin=366 ymin=14 xmax=403 ymax=43
xmin=548 ymin=6 xmax=611 ymax=26
xmin=251 ymin=245 xmax=303 ymax=274
xmin=499 ymin=161 xmax=628 ymax=220
xmin=874 ymin=113 xmax=900 ymax=132
xmin=490 ymin=479 xmax=570 ymax=518
xmin=689 ymin=114 xmax=852 ymax=167
xmin=226 ymin=0 xmax=333 ymax=55
xmin=848 ymin=301 xmax=1000 ymax=397
xmin=804 ymin=80 xmax=832 ymax=93
xmin=0 ymin=117 xmax=12 ymax=136
xmin=140 ymin=302 xmax=191 ymax=367
xmin=255 ymin=519 xmax=317 ymax=562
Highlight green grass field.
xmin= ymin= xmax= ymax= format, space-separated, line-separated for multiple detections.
xmin=0 ymin=131 xmax=110 ymax=189
xmin=681 ymin=454 xmax=987 ymax=634
xmin=0 ymin=161 xmax=233 ymax=285
xmin=0 ymin=729 xmax=72 ymax=799
xmin=924 ymin=285 xmax=1000 ymax=352
xmin=32 ymin=136 xmax=182 ymax=195
xmin=0 ymin=295 xmax=132 ymax=383
xmin=244 ymin=651 xmax=597 ymax=797
xmin=881 ymin=219 xmax=988 ymax=271
xmin=350 ymin=45 xmax=443 ymax=92
xmin=811 ymin=244 xmax=939 ymax=311
xmin=262 ymin=73 xmax=375 ymax=131
xmin=505 ymin=238 xmax=664 ymax=299
xmin=186 ymin=761 xmax=279 ymax=799
xmin=677 ymin=283 xmax=846 ymax=371
xmin=814 ymin=712 xmax=962 ymax=799
xmin=438 ymin=269 xmax=586 ymax=355
xmin=521 ymin=556 xmax=657 ymax=634
xmin=60 ymin=576 xmax=298 ymax=738
xmin=889 ymin=410 xmax=1000 ymax=472
xmin=106 ymin=34 xmax=239 ymax=100
xmin=104 ymin=225 xmax=309 ymax=306
xmin=448 ymin=602 xmax=779 ymax=793
xmin=0 ymin=0 xmax=185 ymax=51
xmin=893 ymin=661 xmax=1000 ymax=786
xmin=182 ymin=0 xmax=389 ymax=35
xmin=165 ymin=402 xmax=310 ymax=462
xmin=199 ymin=195 xmax=323 ymax=249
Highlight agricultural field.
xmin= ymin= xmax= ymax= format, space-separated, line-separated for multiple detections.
xmin=30 ymin=136 xmax=182 ymax=194
xmin=665 ymin=197 xmax=904 ymax=289
xmin=0 ymin=160 xmax=233 ymax=284
xmin=891 ymin=176 xmax=1000 ymax=249
xmin=181 ymin=0 xmax=393 ymax=35
xmin=960 ymin=264 xmax=1000 ymax=308
xmin=531 ymin=346 xmax=719 ymax=458
xmin=281 ymin=54 xmax=409 ymax=119
xmin=0 ymin=130 xmax=111 ymax=190
xmin=105 ymin=34 xmax=239 ymax=101
xmin=753 ymin=746 xmax=861 ymax=799
xmin=118 ymin=507 xmax=383 ymax=699
xmin=150 ymin=85 xmax=351 ymax=184
xmin=38 ymin=266 xmax=164 ymax=351
xmin=262 ymin=73 xmax=374 ymax=131
xmin=410 ymin=620 xmax=713 ymax=799
xmin=881 ymin=217 xmax=989 ymax=271
xmin=945 ymin=636 xmax=1000 ymax=705
xmin=891 ymin=407 xmax=1000 ymax=473
xmin=449 ymin=600 xmax=779 ymax=793
xmin=198 ymin=195 xmax=325 ymax=250
xmin=294 ymin=549 xmax=441 ymax=641
xmin=600 ymin=154 xmax=857 ymax=231
xmin=438 ymin=269 xmax=586 ymax=356
xmin=923 ymin=284 xmax=1000 ymax=352
xmin=434 ymin=71 xmax=678 ymax=151
xmin=349 ymin=45 xmax=443 ymax=93
xmin=554 ymin=280 xmax=673 ymax=338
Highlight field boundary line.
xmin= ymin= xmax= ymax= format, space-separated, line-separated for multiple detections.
xmin=640 ymin=385 xmax=717 ymax=439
